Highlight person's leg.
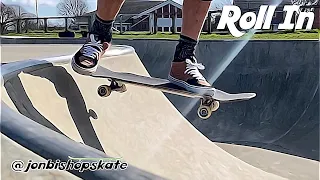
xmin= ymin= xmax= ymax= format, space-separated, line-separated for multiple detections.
xmin=72 ymin=0 xmax=125 ymax=75
xmin=96 ymin=0 xmax=124 ymax=20
xmin=181 ymin=0 xmax=211 ymax=40
xmin=169 ymin=0 xmax=212 ymax=91
xmin=89 ymin=0 xmax=124 ymax=42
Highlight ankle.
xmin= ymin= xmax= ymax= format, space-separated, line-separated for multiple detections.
xmin=180 ymin=34 xmax=198 ymax=44
xmin=89 ymin=14 xmax=114 ymax=43
xmin=173 ymin=35 xmax=198 ymax=62
xmin=95 ymin=14 xmax=114 ymax=24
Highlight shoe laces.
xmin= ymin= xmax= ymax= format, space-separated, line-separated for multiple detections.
xmin=81 ymin=34 xmax=104 ymax=60
xmin=184 ymin=57 xmax=206 ymax=81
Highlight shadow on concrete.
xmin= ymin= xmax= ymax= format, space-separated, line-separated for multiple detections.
xmin=5 ymin=77 xmax=65 ymax=135
xmin=4 ymin=65 xmax=105 ymax=153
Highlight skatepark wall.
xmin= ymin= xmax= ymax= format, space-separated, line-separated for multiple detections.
xmin=1 ymin=102 xmax=160 ymax=180
xmin=1 ymin=40 xmax=318 ymax=180
xmin=112 ymin=39 xmax=319 ymax=161
xmin=2 ymin=45 xmax=290 ymax=180
xmin=1 ymin=53 xmax=165 ymax=180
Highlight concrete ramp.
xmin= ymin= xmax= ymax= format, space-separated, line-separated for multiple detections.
xmin=1 ymin=45 xmax=286 ymax=179
xmin=1 ymin=134 xmax=81 ymax=180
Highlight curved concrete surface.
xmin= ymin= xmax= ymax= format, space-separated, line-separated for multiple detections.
xmin=1 ymin=44 xmax=289 ymax=180
xmin=1 ymin=134 xmax=80 ymax=180
xmin=1 ymin=101 xmax=162 ymax=180
xmin=1 ymin=42 xmax=318 ymax=180
xmin=1 ymin=46 xmax=164 ymax=180
xmin=115 ymin=39 xmax=319 ymax=180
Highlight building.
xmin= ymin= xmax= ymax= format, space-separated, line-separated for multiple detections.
xmin=78 ymin=0 xmax=319 ymax=33
xmin=300 ymin=3 xmax=320 ymax=29
xmin=83 ymin=0 xmax=183 ymax=33
xmin=313 ymin=5 xmax=320 ymax=28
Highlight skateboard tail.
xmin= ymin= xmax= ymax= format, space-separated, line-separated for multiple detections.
xmin=213 ymin=90 xmax=256 ymax=102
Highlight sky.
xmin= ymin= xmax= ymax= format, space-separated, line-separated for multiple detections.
xmin=1 ymin=0 xmax=233 ymax=17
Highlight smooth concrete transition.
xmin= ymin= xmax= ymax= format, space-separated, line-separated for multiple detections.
xmin=118 ymin=40 xmax=319 ymax=158
xmin=1 ymin=46 xmax=285 ymax=180
xmin=1 ymin=134 xmax=81 ymax=180
xmin=115 ymin=39 xmax=319 ymax=180
xmin=1 ymin=41 xmax=319 ymax=180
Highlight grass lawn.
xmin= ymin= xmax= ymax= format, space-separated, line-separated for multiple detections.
xmin=4 ymin=29 xmax=319 ymax=40
xmin=113 ymin=29 xmax=319 ymax=40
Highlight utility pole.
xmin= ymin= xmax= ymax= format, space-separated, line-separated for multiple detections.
xmin=35 ymin=0 xmax=39 ymax=29
xmin=35 ymin=0 xmax=38 ymax=18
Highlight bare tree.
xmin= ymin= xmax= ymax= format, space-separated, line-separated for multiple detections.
xmin=1 ymin=3 xmax=39 ymax=34
xmin=290 ymin=0 xmax=319 ymax=30
xmin=291 ymin=0 xmax=319 ymax=6
xmin=291 ymin=0 xmax=319 ymax=11
xmin=57 ymin=0 xmax=89 ymax=17
xmin=1 ymin=3 xmax=17 ymax=24
xmin=291 ymin=0 xmax=319 ymax=15
xmin=1 ymin=3 xmax=17 ymax=33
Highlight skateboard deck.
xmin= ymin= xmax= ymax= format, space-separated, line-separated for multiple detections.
xmin=91 ymin=66 xmax=256 ymax=101
xmin=91 ymin=66 xmax=256 ymax=119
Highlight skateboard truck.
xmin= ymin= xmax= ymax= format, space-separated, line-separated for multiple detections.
xmin=197 ymin=95 xmax=220 ymax=120
xmin=97 ymin=79 xmax=127 ymax=97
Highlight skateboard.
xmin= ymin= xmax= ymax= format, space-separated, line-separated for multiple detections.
xmin=91 ymin=66 xmax=256 ymax=120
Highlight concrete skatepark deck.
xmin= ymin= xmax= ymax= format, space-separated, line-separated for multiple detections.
xmin=1 ymin=41 xmax=319 ymax=180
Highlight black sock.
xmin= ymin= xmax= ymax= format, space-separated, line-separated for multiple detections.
xmin=173 ymin=35 xmax=198 ymax=62
xmin=90 ymin=14 xmax=114 ymax=43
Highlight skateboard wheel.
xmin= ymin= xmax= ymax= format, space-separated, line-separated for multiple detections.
xmin=98 ymin=85 xmax=111 ymax=97
xmin=210 ymin=101 xmax=220 ymax=112
xmin=197 ymin=105 xmax=212 ymax=120
xmin=118 ymin=84 xmax=127 ymax=93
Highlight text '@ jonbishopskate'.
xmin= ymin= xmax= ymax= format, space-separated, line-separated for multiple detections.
xmin=11 ymin=159 xmax=128 ymax=173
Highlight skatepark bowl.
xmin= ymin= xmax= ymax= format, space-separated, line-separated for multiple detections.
xmin=1 ymin=40 xmax=319 ymax=180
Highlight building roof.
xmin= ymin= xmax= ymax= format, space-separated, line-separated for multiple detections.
xmin=84 ymin=0 xmax=165 ymax=16
xmin=117 ymin=0 xmax=166 ymax=21
xmin=84 ymin=0 xmax=182 ymax=22
xmin=84 ymin=0 xmax=167 ymax=22
xmin=234 ymin=0 xmax=293 ymax=10
xmin=119 ymin=0 xmax=165 ymax=15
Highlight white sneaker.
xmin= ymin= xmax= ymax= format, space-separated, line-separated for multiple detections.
xmin=71 ymin=34 xmax=110 ymax=75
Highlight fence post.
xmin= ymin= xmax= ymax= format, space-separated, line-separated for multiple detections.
xmin=88 ymin=15 xmax=92 ymax=31
xmin=120 ymin=15 xmax=123 ymax=34
xmin=25 ymin=19 xmax=29 ymax=33
xmin=207 ymin=12 xmax=212 ymax=34
xmin=17 ymin=19 xmax=21 ymax=34
xmin=149 ymin=13 xmax=153 ymax=34
xmin=154 ymin=12 xmax=157 ymax=34
xmin=44 ymin=18 xmax=48 ymax=33
xmin=171 ymin=12 xmax=176 ymax=34
xmin=65 ymin=17 xmax=68 ymax=31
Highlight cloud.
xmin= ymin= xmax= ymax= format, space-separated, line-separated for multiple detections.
xmin=2 ymin=0 xmax=58 ymax=7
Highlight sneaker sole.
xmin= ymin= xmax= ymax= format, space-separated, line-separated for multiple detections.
xmin=71 ymin=57 xmax=98 ymax=76
xmin=168 ymin=75 xmax=214 ymax=96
